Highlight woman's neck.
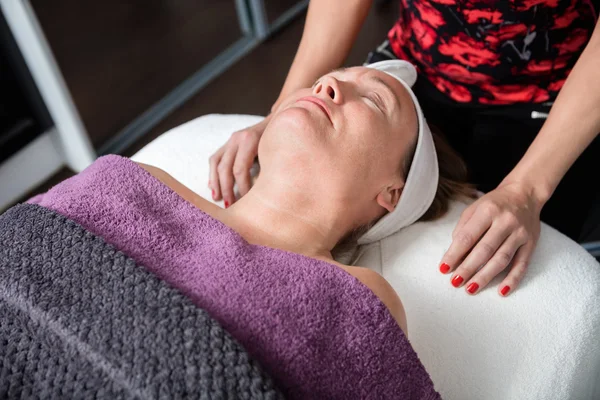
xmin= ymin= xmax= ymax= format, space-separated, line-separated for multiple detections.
xmin=136 ymin=161 xmax=353 ymax=261
xmin=221 ymin=178 xmax=350 ymax=260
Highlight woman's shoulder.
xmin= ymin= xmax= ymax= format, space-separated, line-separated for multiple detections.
xmin=136 ymin=162 xmax=223 ymax=216
xmin=337 ymin=263 xmax=408 ymax=335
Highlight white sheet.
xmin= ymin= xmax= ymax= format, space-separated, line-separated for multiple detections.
xmin=132 ymin=114 xmax=600 ymax=400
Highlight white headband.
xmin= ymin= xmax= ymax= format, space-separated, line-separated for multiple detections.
xmin=357 ymin=60 xmax=439 ymax=245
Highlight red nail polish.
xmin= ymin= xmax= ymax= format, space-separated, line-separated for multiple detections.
xmin=439 ymin=263 xmax=450 ymax=274
xmin=451 ymin=275 xmax=463 ymax=287
xmin=212 ymin=189 xmax=215 ymax=198
xmin=467 ymin=282 xmax=479 ymax=294
xmin=501 ymin=285 xmax=511 ymax=296
xmin=224 ymin=200 xmax=229 ymax=208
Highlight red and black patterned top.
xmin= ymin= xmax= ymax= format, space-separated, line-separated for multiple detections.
xmin=388 ymin=0 xmax=598 ymax=104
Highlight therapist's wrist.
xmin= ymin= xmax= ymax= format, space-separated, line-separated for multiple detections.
xmin=499 ymin=172 xmax=554 ymax=210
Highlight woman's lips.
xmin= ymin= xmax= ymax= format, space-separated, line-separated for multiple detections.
xmin=297 ymin=96 xmax=332 ymax=123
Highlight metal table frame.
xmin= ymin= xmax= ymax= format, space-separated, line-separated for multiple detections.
xmin=0 ymin=0 xmax=308 ymax=171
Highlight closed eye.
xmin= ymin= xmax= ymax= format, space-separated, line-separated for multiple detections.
xmin=364 ymin=93 xmax=386 ymax=112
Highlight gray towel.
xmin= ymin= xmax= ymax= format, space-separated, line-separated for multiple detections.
xmin=0 ymin=204 xmax=283 ymax=400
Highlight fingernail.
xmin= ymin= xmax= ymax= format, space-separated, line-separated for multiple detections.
xmin=466 ymin=282 xmax=479 ymax=294
xmin=212 ymin=189 xmax=216 ymax=199
xmin=439 ymin=263 xmax=450 ymax=274
xmin=501 ymin=285 xmax=511 ymax=296
xmin=224 ymin=200 xmax=230 ymax=208
xmin=451 ymin=275 xmax=464 ymax=287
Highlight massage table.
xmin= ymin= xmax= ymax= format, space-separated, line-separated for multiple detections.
xmin=131 ymin=114 xmax=600 ymax=400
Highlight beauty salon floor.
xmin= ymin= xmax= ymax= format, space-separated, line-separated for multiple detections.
xmin=17 ymin=1 xmax=398 ymax=203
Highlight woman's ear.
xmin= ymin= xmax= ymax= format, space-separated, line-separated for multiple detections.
xmin=376 ymin=183 xmax=403 ymax=212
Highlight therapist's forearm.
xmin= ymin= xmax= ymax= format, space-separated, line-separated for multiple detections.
xmin=502 ymin=20 xmax=600 ymax=206
xmin=272 ymin=0 xmax=373 ymax=112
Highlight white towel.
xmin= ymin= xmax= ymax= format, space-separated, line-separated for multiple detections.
xmin=132 ymin=114 xmax=600 ymax=400
xmin=355 ymin=202 xmax=600 ymax=400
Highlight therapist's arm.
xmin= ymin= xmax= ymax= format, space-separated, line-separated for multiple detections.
xmin=209 ymin=0 xmax=373 ymax=206
xmin=440 ymin=20 xmax=600 ymax=297
xmin=505 ymin=20 xmax=600 ymax=206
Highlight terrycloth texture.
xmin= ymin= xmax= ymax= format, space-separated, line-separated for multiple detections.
xmin=28 ymin=155 xmax=441 ymax=400
xmin=130 ymin=114 xmax=600 ymax=399
xmin=355 ymin=203 xmax=600 ymax=400
xmin=0 ymin=203 xmax=283 ymax=400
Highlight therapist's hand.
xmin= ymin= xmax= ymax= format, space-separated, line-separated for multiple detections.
xmin=439 ymin=181 xmax=544 ymax=297
xmin=208 ymin=116 xmax=270 ymax=207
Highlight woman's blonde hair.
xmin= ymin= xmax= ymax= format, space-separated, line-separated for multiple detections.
xmin=416 ymin=127 xmax=478 ymax=222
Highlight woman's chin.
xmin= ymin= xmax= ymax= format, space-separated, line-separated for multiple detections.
xmin=271 ymin=106 xmax=330 ymax=135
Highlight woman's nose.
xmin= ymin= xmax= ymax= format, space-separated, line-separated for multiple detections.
xmin=313 ymin=77 xmax=343 ymax=104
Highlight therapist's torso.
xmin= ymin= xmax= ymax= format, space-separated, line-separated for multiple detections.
xmin=388 ymin=0 xmax=598 ymax=104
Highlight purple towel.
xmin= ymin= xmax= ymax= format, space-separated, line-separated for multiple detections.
xmin=30 ymin=155 xmax=441 ymax=400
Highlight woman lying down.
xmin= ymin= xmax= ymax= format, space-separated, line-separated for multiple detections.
xmin=20 ymin=61 xmax=474 ymax=399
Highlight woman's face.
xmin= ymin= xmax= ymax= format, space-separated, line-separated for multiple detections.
xmin=258 ymin=67 xmax=418 ymax=227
